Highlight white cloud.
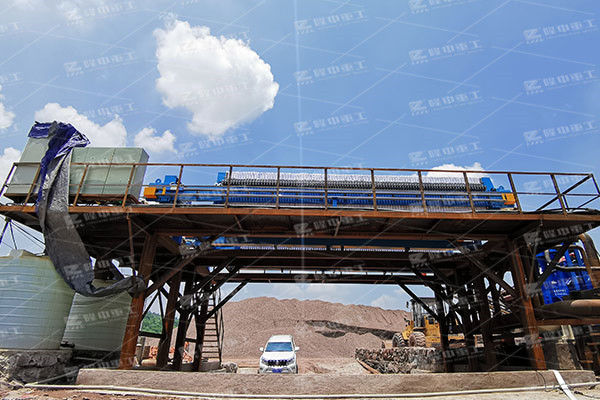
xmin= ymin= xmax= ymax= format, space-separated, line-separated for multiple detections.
xmin=426 ymin=162 xmax=486 ymax=178
xmin=134 ymin=127 xmax=176 ymax=154
xmin=0 ymin=85 xmax=15 ymax=129
xmin=34 ymin=103 xmax=127 ymax=147
xmin=0 ymin=147 xmax=21 ymax=184
xmin=154 ymin=20 xmax=279 ymax=137
xmin=370 ymin=289 xmax=411 ymax=311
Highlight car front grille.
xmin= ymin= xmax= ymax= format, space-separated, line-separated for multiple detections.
xmin=266 ymin=359 xmax=289 ymax=366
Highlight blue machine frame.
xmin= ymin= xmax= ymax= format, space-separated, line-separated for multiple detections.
xmin=144 ymin=173 xmax=516 ymax=211
xmin=537 ymin=246 xmax=592 ymax=304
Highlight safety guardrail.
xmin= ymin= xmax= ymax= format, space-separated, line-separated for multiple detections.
xmin=1 ymin=162 xmax=599 ymax=215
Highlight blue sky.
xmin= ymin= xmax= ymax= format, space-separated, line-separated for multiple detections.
xmin=0 ymin=0 xmax=598 ymax=310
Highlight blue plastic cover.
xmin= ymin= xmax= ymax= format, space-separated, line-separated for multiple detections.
xmin=31 ymin=122 xmax=90 ymax=209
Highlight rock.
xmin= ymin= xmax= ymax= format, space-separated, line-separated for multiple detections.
xmin=355 ymin=347 xmax=443 ymax=374
xmin=221 ymin=362 xmax=238 ymax=373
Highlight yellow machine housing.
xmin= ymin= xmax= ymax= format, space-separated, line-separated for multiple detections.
xmin=395 ymin=298 xmax=463 ymax=348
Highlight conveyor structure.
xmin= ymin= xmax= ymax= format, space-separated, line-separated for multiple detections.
xmin=2 ymin=132 xmax=600 ymax=375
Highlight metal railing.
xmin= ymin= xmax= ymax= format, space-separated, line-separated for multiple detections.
xmin=2 ymin=162 xmax=600 ymax=215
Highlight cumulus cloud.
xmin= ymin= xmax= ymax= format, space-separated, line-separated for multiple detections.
xmin=0 ymin=85 xmax=15 ymax=129
xmin=370 ymin=289 xmax=411 ymax=311
xmin=0 ymin=147 xmax=21 ymax=184
xmin=34 ymin=103 xmax=127 ymax=147
xmin=134 ymin=127 xmax=176 ymax=154
xmin=425 ymin=162 xmax=486 ymax=178
xmin=154 ymin=20 xmax=279 ymax=137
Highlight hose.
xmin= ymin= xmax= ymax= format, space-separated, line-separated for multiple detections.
xmin=25 ymin=381 xmax=599 ymax=399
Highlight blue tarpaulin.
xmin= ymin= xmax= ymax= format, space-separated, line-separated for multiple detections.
xmin=33 ymin=121 xmax=145 ymax=297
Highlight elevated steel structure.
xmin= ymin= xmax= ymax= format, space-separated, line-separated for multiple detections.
xmin=1 ymin=162 xmax=600 ymax=372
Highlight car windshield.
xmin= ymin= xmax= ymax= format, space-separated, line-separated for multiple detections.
xmin=265 ymin=341 xmax=293 ymax=352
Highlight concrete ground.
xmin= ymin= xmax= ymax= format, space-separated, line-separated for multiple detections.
xmin=3 ymin=386 xmax=600 ymax=400
xmin=72 ymin=368 xmax=597 ymax=396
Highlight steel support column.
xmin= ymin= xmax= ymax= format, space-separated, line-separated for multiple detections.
xmin=434 ymin=286 xmax=452 ymax=372
xmin=119 ymin=234 xmax=158 ymax=370
xmin=508 ymin=240 xmax=546 ymax=370
xmin=580 ymin=233 xmax=600 ymax=287
xmin=473 ymin=273 xmax=497 ymax=370
xmin=457 ymin=285 xmax=478 ymax=372
xmin=173 ymin=276 xmax=195 ymax=371
xmin=156 ymin=270 xmax=182 ymax=369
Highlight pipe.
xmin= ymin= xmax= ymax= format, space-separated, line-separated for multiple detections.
xmin=25 ymin=382 xmax=599 ymax=399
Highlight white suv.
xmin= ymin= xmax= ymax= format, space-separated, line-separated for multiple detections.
xmin=258 ymin=334 xmax=299 ymax=374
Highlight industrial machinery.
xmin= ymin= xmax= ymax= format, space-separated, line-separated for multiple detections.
xmin=4 ymin=134 xmax=148 ymax=202
xmin=536 ymin=245 xmax=593 ymax=305
xmin=393 ymin=298 xmax=463 ymax=348
xmin=143 ymin=171 xmax=516 ymax=211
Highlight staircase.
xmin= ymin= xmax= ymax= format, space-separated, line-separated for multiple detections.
xmin=197 ymin=290 xmax=224 ymax=365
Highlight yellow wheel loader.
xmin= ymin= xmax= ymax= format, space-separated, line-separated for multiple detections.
xmin=393 ymin=298 xmax=463 ymax=348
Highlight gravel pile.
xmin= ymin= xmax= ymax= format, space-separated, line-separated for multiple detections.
xmin=216 ymin=297 xmax=410 ymax=358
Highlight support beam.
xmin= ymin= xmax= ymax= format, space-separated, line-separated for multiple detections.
xmin=534 ymin=242 xmax=570 ymax=292
xmin=456 ymin=285 xmax=477 ymax=372
xmin=396 ymin=281 xmax=440 ymax=321
xmin=192 ymin=265 xmax=243 ymax=307
xmin=146 ymin=256 xmax=197 ymax=297
xmin=406 ymin=266 xmax=465 ymax=332
xmin=507 ymin=240 xmax=546 ymax=370
xmin=473 ymin=273 xmax=497 ymax=371
xmin=434 ymin=287 xmax=452 ymax=372
xmin=156 ymin=271 xmax=182 ymax=369
xmin=464 ymin=256 xmax=517 ymax=299
xmin=186 ymin=258 xmax=235 ymax=298
xmin=205 ymin=280 xmax=249 ymax=321
xmin=119 ymin=234 xmax=158 ymax=370
xmin=580 ymin=233 xmax=600 ymax=287
xmin=173 ymin=276 xmax=195 ymax=371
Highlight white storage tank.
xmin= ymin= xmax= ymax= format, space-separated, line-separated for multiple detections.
xmin=0 ymin=249 xmax=75 ymax=349
xmin=62 ymin=280 xmax=132 ymax=352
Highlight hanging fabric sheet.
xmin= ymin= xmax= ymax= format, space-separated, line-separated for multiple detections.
xmin=33 ymin=121 xmax=145 ymax=297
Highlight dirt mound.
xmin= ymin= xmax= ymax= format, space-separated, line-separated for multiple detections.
xmin=219 ymin=297 xmax=410 ymax=358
